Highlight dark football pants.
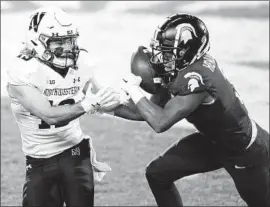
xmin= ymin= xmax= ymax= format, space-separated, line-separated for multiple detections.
xmin=145 ymin=123 xmax=270 ymax=207
xmin=22 ymin=139 xmax=94 ymax=207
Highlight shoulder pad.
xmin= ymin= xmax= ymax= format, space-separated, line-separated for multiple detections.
xmin=6 ymin=55 xmax=39 ymax=87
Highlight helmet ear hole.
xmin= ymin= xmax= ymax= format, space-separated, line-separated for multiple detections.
xmin=42 ymin=50 xmax=53 ymax=61
xmin=178 ymin=49 xmax=186 ymax=57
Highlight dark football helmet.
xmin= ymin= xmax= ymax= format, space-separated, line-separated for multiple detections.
xmin=150 ymin=13 xmax=210 ymax=81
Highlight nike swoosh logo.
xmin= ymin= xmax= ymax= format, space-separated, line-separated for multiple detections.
xmin=234 ymin=165 xmax=246 ymax=169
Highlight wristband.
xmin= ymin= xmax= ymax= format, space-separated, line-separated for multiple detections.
xmin=128 ymin=85 xmax=145 ymax=104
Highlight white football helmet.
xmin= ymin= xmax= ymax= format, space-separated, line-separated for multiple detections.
xmin=25 ymin=6 xmax=81 ymax=69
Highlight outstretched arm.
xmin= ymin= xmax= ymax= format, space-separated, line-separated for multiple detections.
xmin=8 ymin=80 xmax=117 ymax=126
xmin=8 ymin=84 xmax=87 ymax=125
xmin=134 ymin=92 xmax=207 ymax=133
xmin=114 ymin=104 xmax=144 ymax=121
xmin=114 ymin=87 xmax=171 ymax=121
xmin=120 ymin=74 xmax=207 ymax=133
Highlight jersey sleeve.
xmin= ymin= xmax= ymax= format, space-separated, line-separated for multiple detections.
xmin=179 ymin=71 xmax=207 ymax=95
xmin=172 ymin=54 xmax=216 ymax=96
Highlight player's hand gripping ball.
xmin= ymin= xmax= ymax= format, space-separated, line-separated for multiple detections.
xmin=130 ymin=46 xmax=160 ymax=94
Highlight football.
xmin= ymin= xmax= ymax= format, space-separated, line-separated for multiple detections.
xmin=130 ymin=46 xmax=159 ymax=94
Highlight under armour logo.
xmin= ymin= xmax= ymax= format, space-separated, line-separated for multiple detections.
xmin=71 ymin=147 xmax=80 ymax=156
xmin=73 ymin=77 xmax=80 ymax=83
xmin=26 ymin=164 xmax=32 ymax=171
xmin=52 ymin=32 xmax=59 ymax=37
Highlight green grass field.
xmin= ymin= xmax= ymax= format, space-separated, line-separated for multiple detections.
xmin=1 ymin=97 xmax=246 ymax=206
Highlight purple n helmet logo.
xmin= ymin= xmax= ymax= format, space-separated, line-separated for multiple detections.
xmin=29 ymin=12 xmax=46 ymax=32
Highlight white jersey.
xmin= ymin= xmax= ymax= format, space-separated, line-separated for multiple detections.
xmin=6 ymin=51 xmax=96 ymax=158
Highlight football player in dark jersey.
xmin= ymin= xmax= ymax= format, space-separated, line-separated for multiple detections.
xmin=114 ymin=14 xmax=270 ymax=207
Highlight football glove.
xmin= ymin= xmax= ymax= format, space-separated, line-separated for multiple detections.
xmin=99 ymin=87 xmax=131 ymax=112
xmin=120 ymin=73 xmax=142 ymax=94
xmin=120 ymin=73 xmax=145 ymax=104
xmin=81 ymin=87 xmax=119 ymax=114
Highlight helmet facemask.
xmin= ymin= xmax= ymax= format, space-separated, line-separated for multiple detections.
xmin=150 ymin=14 xmax=210 ymax=84
xmin=39 ymin=34 xmax=80 ymax=69
xmin=150 ymin=28 xmax=201 ymax=72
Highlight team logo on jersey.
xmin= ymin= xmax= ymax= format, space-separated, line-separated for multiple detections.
xmin=184 ymin=72 xmax=205 ymax=92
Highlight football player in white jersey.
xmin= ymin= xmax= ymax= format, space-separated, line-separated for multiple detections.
xmin=6 ymin=7 xmax=122 ymax=207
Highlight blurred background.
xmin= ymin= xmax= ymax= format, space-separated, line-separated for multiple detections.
xmin=1 ymin=1 xmax=269 ymax=206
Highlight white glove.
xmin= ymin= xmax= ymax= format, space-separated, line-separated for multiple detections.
xmin=113 ymin=87 xmax=131 ymax=105
xmin=120 ymin=73 xmax=142 ymax=94
xmin=98 ymin=87 xmax=131 ymax=112
xmin=120 ymin=73 xmax=144 ymax=104
xmin=81 ymin=87 xmax=119 ymax=114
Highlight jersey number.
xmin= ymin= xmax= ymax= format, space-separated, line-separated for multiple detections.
xmin=202 ymin=55 xmax=215 ymax=72
xmin=39 ymin=98 xmax=75 ymax=129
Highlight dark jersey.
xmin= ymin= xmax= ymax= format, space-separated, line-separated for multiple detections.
xmin=166 ymin=54 xmax=252 ymax=152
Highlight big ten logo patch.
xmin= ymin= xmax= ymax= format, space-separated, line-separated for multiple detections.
xmin=49 ymin=80 xmax=55 ymax=85
xmin=71 ymin=146 xmax=80 ymax=156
